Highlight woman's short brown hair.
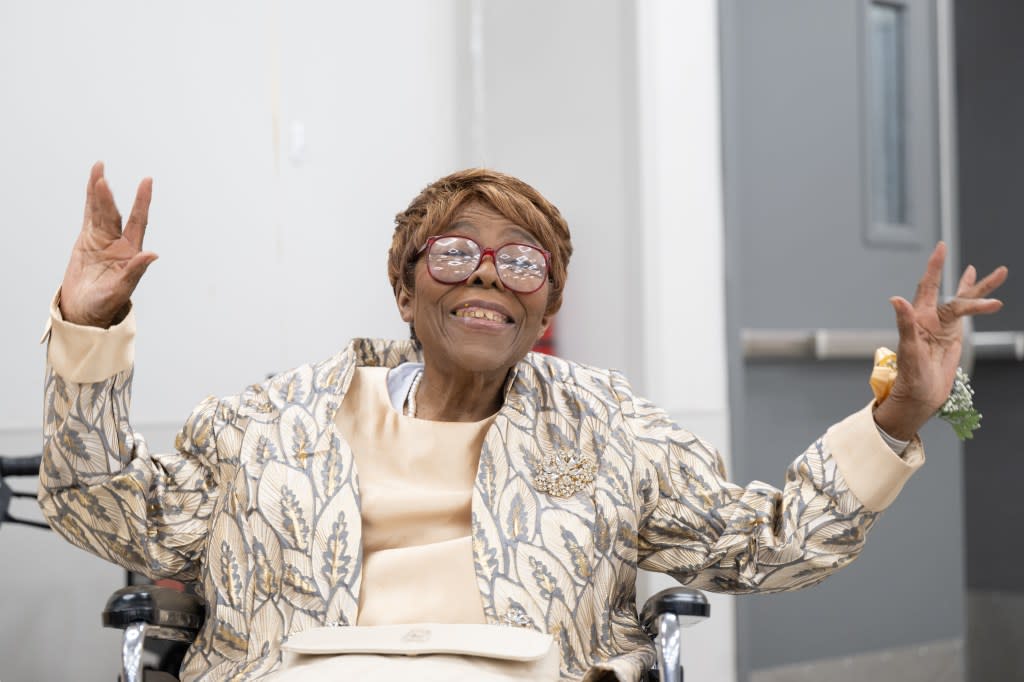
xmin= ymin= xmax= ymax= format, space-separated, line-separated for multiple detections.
xmin=387 ymin=168 xmax=573 ymax=317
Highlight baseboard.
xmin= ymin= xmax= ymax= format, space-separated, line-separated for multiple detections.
xmin=749 ymin=638 xmax=963 ymax=682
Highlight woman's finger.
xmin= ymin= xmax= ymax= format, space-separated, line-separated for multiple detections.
xmin=891 ymin=296 xmax=918 ymax=345
xmin=959 ymin=265 xmax=1009 ymax=300
xmin=938 ymin=297 xmax=1004 ymax=323
xmin=90 ymin=176 xmax=123 ymax=239
xmin=912 ymin=242 xmax=946 ymax=309
xmin=956 ymin=265 xmax=977 ymax=297
xmin=120 ymin=250 xmax=159 ymax=294
xmin=123 ymin=177 xmax=153 ymax=249
xmin=82 ymin=161 xmax=104 ymax=224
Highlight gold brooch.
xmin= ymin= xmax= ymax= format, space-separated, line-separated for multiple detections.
xmin=533 ymin=447 xmax=597 ymax=497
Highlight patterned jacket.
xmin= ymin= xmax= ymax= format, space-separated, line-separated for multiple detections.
xmin=39 ymin=325 xmax=923 ymax=681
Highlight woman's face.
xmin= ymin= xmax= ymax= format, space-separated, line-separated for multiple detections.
xmin=397 ymin=201 xmax=552 ymax=377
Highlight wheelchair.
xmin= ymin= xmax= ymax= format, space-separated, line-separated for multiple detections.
xmin=3 ymin=454 xmax=709 ymax=681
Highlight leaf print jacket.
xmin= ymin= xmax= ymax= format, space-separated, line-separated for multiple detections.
xmin=39 ymin=309 xmax=924 ymax=682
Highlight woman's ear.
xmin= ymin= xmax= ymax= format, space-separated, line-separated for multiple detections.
xmin=396 ymin=285 xmax=415 ymax=324
xmin=536 ymin=313 xmax=552 ymax=341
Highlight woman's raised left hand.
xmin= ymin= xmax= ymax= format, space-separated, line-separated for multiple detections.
xmin=872 ymin=242 xmax=1008 ymax=440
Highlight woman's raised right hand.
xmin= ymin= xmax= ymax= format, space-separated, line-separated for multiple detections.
xmin=59 ymin=162 xmax=158 ymax=327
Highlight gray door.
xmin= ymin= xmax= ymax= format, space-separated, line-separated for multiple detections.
xmin=720 ymin=1 xmax=962 ymax=680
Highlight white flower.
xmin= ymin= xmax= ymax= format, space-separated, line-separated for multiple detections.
xmin=938 ymin=367 xmax=982 ymax=441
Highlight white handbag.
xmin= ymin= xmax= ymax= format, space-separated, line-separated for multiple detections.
xmin=271 ymin=623 xmax=560 ymax=681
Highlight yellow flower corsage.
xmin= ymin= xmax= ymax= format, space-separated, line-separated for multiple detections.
xmin=870 ymin=346 xmax=982 ymax=441
xmin=869 ymin=347 xmax=899 ymax=405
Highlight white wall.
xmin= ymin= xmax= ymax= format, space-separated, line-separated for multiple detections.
xmin=463 ymin=0 xmax=645 ymax=381
xmin=0 ymin=2 xmax=459 ymax=679
xmin=635 ymin=2 xmax=736 ymax=681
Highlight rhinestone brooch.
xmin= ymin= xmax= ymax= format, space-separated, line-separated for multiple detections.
xmin=533 ymin=447 xmax=597 ymax=497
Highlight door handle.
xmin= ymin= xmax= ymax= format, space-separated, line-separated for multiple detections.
xmin=742 ymin=328 xmax=1024 ymax=368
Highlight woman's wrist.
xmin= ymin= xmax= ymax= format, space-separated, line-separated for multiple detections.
xmin=57 ymin=289 xmax=128 ymax=329
xmin=58 ymin=304 xmax=112 ymax=328
xmin=872 ymin=397 xmax=931 ymax=442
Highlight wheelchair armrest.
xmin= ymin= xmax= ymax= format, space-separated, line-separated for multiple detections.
xmin=102 ymin=585 xmax=205 ymax=639
xmin=640 ymin=587 xmax=710 ymax=634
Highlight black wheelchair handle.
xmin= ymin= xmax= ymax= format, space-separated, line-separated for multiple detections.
xmin=0 ymin=455 xmax=42 ymax=478
xmin=640 ymin=587 xmax=710 ymax=635
xmin=103 ymin=585 xmax=206 ymax=635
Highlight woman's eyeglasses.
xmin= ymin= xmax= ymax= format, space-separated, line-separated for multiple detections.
xmin=416 ymin=235 xmax=551 ymax=294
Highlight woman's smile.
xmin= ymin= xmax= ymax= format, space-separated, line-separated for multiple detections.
xmin=450 ymin=299 xmax=516 ymax=331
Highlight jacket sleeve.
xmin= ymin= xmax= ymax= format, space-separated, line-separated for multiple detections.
xmin=38 ymin=297 xmax=223 ymax=582
xmin=622 ymin=382 xmax=925 ymax=594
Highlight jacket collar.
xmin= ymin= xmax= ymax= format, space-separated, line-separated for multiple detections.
xmin=321 ymin=338 xmax=536 ymax=410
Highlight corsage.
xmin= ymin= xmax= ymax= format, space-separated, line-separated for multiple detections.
xmin=870 ymin=346 xmax=982 ymax=441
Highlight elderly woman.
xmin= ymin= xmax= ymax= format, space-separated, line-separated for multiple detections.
xmin=40 ymin=163 xmax=1006 ymax=681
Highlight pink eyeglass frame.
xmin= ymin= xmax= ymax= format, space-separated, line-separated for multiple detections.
xmin=415 ymin=234 xmax=552 ymax=294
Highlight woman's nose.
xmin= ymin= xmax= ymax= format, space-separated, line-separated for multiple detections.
xmin=468 ymin=251 xmax=506 ymax=290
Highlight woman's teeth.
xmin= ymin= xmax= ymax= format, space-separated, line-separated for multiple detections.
xmin=455 ymin=308 xmax=509 ymax=323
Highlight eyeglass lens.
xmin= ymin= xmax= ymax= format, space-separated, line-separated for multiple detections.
xmin=427 ymin=236 xmax=547 ymax=292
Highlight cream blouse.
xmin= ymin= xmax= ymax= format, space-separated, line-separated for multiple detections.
xmin=335 ymin=366 xmax=493 ymax=626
